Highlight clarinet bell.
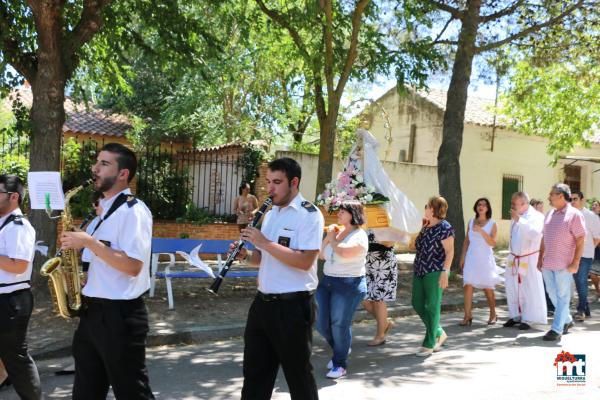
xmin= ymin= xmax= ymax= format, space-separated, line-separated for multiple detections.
xmin=207 ymin=276 xmax=223 ymax=295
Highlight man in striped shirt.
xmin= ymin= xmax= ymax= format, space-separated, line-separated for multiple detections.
xmin=538 ymin=183 xmax=585 ymax=341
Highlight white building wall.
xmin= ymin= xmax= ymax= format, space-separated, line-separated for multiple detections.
xmin=279 ymin=92 xmax=600 ymax=247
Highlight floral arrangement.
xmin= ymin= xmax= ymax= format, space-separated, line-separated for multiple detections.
xmin=316 ymin=156 xmax=389 ymax=212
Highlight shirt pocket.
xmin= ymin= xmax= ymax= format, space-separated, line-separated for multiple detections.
xmin=276 ymin=228 xmax=296 ymax=249
xmin=94 ymin=223 xmax=120 ymax=251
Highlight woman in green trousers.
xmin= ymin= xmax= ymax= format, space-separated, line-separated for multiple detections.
xmin=410 ymin=196 xmax=454 ymax=357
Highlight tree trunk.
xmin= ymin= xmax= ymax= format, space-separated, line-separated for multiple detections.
xmin=315 ymin=114 xmax=337 ymax=198
xmin=437 ymin=0 xmax=481 ymax=269
xmin=28 ymin=54 xmax=67 ymax=291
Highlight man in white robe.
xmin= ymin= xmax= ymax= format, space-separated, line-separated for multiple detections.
xmin=504 ymin=191 xmax=547 ymax=329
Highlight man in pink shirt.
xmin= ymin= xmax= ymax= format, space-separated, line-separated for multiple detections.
xmin=538 ymin=183 xmax=585 ymax=341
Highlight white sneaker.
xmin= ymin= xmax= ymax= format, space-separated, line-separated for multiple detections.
xmin=434 ymin=330 xmax=448 ymax=352
xmin=416 ymin=347 xmax=434 ymax=357
xmin=326 ymin=367 xmax=347 ymax=379
xmin=326 ymin=348 xmax=351 ymax=369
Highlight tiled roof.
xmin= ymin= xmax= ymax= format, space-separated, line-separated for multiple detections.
xmin=405 ymin=87 xmax=600 ymax=144
xmin=2 ymin=87 xmax=132 ymax=137
xmin=407 ymin=86 xmax=505 ymax=127
xmin=179 ymin=140 xmax=268 ymax=154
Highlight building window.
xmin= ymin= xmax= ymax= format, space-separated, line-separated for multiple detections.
xmin=563 ymin=165 xmax=581 ymax=193
xmin=502 ymin=174 xmax=523 ymax=220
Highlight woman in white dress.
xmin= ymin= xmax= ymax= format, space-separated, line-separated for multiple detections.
xmin=459 ymin=198 xmax=503 ymax=325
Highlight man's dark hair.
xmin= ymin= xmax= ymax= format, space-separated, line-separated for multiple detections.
xmin=268 ymin=157 xmax=301 ymax=186
xmin=100 ymin=143 xmax=137 ymax=182
xmin=572 ymin=190 xmax=584 ymax=200
xmin=0 ymin=174 xmax=25 ymax=205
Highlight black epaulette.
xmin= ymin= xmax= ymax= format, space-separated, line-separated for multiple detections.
xmin=301 ymin=201 xmax=317 ymax=212
xmin=12 ymin=215 xmax=24 ymax=225
xmin=126 ymin=195 xmax=138 ymax=208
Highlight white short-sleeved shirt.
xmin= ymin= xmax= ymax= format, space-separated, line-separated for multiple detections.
xmin=581 ymin=207 xmax=600 ymax=258
xmin=258 ymin=193 xmax=324 ymax=294
xmin=0 ymin=209 xmax=36 ymax=294
xmin=82 ymin=188 xmax=153 ymax=300
xmin=81 ymin=216 xmax=100 ymax=263
xmin=323 ymin=228 xmax=368 ymax=277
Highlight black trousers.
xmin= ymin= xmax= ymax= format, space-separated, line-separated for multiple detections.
xmin=241 ymin=293 xmax=319 ymax=400
xmin=72 ymin=296 xmax=154 ymax=400
xmin=0 ymin=289 xmax=41 ymax=400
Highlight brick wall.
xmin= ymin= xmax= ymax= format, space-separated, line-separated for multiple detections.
xmin=152 ymin=220 xmax=241 ymax=240
xmin=65 ymin=219 xmax=241 ymax=241
xmin=254 ymin=162 xmax=270 ymax=202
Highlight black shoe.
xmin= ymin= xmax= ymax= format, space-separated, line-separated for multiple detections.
xmin=563 ymin=321 xmax=575 ymax=334
xmin=543 ymin=330 xmax=562 ymax=341
xmin=0 ymin=377 xmax=11 ymax=389
xmin=503 ymin=318 xmax=518 ymax=327
xmin=518 ymin=322 xmax=531 ymax=330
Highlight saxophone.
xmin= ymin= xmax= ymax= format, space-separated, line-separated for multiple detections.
xmin=40 ymin=179 xmax=93 ymax=318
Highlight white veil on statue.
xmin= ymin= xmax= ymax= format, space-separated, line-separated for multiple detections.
xmin=350 ymin=129 xmax=422 ymax=235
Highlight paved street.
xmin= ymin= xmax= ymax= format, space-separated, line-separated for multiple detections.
xmin=3 ymin=305 xmax=598 ymax=400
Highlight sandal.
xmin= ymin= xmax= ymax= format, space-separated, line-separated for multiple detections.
xmin=367 ymin=337 xmax=386 ymax=346
xmin=459 ymin=317 xmax=473 ymax=326
xmin=384 ymin=319 xmax=394 ymax=335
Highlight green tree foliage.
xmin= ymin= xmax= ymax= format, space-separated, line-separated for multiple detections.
xmin=412 ymin=0 xmax=589 ymax=268
xmin=136 ymin=150 xmax=190 ymax=220
xmin=501 ymin=9 xmax=599 ymax=159
xmin=502 ymin=61 xmax=599 ymax=159
xmin=1 ymin=0 xmax=218 ymax=270
xmin=255 ymin=0 xmax=443 ymax=194
xmin=89 ymin=2 xmax=311 ymax=149
xmin=0 ymin=96 xmax=30 ymax=179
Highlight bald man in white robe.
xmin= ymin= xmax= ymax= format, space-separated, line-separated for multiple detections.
xmin=504 ymin=192 xmax=547 ymax=329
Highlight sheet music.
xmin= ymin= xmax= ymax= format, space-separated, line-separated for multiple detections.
xmin=27 ymin=172 xmax=65 ymax=210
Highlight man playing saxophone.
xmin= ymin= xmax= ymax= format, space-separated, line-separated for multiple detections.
xmin=0 ymin=174 xmax=42 ymax=400
xmin=61 ymin=143 xmax=154 ymax=400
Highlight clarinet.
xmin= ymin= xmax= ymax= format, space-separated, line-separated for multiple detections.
xmin=208 ymin=197 xmax=272 ymax=295
xmin=79 ymin=210 xmax=97 ymax=230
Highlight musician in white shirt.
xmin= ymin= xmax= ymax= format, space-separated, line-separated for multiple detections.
xmin=61 ymin=143 xmax=154 ymax=400
xmin=0 ymin=174 xmax=41 ymax=400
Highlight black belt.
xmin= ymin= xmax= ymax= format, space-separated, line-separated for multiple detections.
xmin=256 ymin=290 xmax=315 ymax=302
xmin=0 ymin=280 xmax=30 ymax=288
xmin=83 ymin=295 xmax=143 ymax=304
xmin=0 ymin=288 xmax=30 ymax=297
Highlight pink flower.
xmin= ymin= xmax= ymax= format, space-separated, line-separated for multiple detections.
xmin=347 ymin=188 xmax=357 ymax=197
xmin=338 ymin=174 xmax=351 ymax=189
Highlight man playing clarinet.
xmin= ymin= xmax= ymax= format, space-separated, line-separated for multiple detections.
xmin=235 ymin=157 xmax=324 ymax=400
